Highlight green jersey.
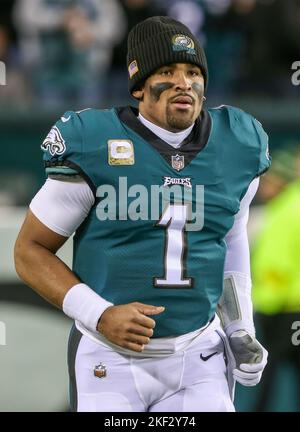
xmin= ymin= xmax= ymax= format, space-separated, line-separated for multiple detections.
xmin=41 ymin=105 xmax=270 ymax=337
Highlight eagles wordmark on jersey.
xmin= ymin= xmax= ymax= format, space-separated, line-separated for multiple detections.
xmin=42 ymin=105 xmax=270 ymax=338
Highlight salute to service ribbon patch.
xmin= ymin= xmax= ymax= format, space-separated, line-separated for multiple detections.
xmin=108 ymin=140 xmax=135 ymax=165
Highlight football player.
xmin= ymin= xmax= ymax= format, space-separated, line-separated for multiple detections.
xmin=14 ymin=16 xmax=269 ymax=412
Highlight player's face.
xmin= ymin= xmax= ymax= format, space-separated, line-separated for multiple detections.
xmin=133 ymin=63 xmax=205 ymax=132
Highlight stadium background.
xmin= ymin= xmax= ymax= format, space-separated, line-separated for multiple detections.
xmin=0 ymin=0 xmax=300 ymax=412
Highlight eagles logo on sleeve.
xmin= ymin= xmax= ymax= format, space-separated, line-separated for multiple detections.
xmin=41 ymin=126 xmax=66 ymax=157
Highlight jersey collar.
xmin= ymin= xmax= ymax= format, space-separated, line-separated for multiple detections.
xmin=116 ymin=106 xmax=212 ymax=170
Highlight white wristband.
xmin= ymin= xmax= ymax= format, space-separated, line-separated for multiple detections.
xmin=62 ymin=283 xmax=114 ymax=332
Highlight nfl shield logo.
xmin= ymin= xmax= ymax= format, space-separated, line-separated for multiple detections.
xmin=172 ymin=154 xmax=185 ymax=171
xmin=94 ymin=363 xmax=107 ymax=378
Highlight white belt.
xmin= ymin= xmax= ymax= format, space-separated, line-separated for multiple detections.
xmin=75 ymin=314 xmax=220 ymax=358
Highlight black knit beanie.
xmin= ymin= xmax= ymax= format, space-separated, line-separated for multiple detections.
xmin=127 ymin=16 xmax=208 ymax=95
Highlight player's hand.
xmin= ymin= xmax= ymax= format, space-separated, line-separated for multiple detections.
xmin=228 ymin=330 xmax=268 ymax=386
xmin=97 ymin=302 xmax=165 ymax=352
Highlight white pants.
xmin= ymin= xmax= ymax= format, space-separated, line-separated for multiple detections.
xmin=68 ymin=324 xmax=235 ymax=412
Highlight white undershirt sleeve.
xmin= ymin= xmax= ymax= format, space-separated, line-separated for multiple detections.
xmin=219 ymin=177 xmax=260 ymax=337
xmin=29 ymin=177 xmax=95 ymax=237
xmin=224 ymin=177 xmax=260 ymax=276
xmin=29 ymin=177 xmax=113 ymax=333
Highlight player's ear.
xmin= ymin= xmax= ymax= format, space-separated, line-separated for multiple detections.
xmin=132 ymin=88 xmax=144 ymax=101
xmin=132 ymin=80 xmax=145 ymax=101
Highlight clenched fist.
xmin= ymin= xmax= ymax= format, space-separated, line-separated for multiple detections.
xmin=229 ymin=330 xmax=268 ymax=386
xmin=97 ymin=302 xmax=165 ymax=353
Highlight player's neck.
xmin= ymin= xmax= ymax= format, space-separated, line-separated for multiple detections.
xmin=138 ymin=113 xmax=194 ymax=149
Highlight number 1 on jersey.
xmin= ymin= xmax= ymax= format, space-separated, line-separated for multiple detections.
xmin=154 ymin=204 xmax=193 ymax=288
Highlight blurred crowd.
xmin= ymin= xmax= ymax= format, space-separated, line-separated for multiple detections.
xmin=0 ymin=0 xmax=300 ymax=111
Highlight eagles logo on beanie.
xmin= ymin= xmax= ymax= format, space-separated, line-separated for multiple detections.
xmin=127 ymin=16 xmax=208 ymax=95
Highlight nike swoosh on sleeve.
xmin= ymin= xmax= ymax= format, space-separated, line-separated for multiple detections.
xmin=61 ymin=115 xmax=71 ymax=123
